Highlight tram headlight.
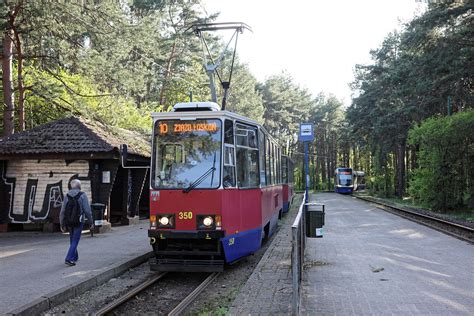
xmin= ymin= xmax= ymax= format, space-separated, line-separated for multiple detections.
xmin=157 ymin=214 xmax=174 ymax=228
xmin=203 ymin=216 xmax=213 ymax=227
xmin=197 ymin=215 xmax=216 ymax=230
xmin=159 ymin=216 xmax=169 ymax=226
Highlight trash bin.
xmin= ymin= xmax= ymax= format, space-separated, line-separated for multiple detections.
xmin=305 ymin=203 xmax=325 ymax=238
xmin=90 ymin=203 xmax=105 ymax=227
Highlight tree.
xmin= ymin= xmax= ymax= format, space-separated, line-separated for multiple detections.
xmin=225 ymin=62 xmax=264 ymax=122
xmin=259 ymin=72 xmax=313 ymax=151
xmin=408 ymin=111 xmax=474 ymax=211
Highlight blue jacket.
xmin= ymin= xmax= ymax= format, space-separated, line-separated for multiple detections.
xmin=59 ymin=189 xmax=93 ymax=228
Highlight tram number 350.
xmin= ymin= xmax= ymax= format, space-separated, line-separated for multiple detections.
xmin=178 ymin=211 xmax=193 ymax=220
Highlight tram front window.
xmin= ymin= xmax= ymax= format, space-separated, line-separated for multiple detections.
xmin=152 ymin=119 xmax=222 ymax=189
xmin=338 ymin=169 xmax=353 ymax=186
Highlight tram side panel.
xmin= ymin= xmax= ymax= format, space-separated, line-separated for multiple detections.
xmin=221 ymin=189 xmax=262 ymax=263
xmin=282 ymin=184 xmax=292 ymax=213
xmin=261 ymin=185 xmax=283 ymax=238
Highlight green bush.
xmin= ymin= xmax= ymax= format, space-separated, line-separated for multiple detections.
xmin=408 ymin=111 xmax=474 ymax=212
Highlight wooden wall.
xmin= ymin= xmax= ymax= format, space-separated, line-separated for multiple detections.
xmin=0 ymin=158 xmax=148 ymax=227
xmin=4 ymin=159 xmax=91 ymax=224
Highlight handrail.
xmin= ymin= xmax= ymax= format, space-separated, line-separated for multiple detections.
xmin=291 ymin=191 xmax=306 ymax=315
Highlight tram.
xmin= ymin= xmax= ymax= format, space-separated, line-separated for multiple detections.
xmin=148 ymin=102 xmax=285 ymax=271
xmin=353 ymin=171 xmax=366 ymax=191
xmin=334 ymin=167 xmax=354 ymax=194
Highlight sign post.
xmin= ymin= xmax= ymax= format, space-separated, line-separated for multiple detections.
xmin=299 ymin=123 xmax=314 ymax=203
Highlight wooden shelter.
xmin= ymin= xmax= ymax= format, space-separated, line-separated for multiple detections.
xmin=0 ymin=117 xmax=150 ymax=232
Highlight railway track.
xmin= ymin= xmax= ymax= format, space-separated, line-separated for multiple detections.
xmin=354 ymin=195 xmax=474 ymax=243
xmin=93 ymin=272 xmax=219 ymax=316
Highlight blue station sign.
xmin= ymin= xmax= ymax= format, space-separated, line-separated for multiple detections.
xmin=299 ymin=123 xmax=314 ymax=142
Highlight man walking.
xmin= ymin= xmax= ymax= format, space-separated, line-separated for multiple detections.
xmin=59 ymin=179 xmax=93 ymax=266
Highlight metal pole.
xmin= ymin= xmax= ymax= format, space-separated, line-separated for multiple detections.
xmin=304 ymin=142 xmax=309 ymax=203
xmin=206 ymin=66 xmax=218 ymax=103
xmin=291 ymin=224 xmax=298 ymax=315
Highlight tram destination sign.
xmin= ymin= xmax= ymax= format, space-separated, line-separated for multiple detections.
xmin=159 ymin=121 xmax=218 ymax=134
xmin=299 ymin=123 xmax=314 ymax=142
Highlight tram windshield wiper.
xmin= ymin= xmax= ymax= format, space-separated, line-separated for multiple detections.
xmin=183 ymin=166 xmax=216 ymax=193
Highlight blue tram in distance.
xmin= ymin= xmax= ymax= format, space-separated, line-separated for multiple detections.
xmin=334 ymin=167 xmax=354 ymax=194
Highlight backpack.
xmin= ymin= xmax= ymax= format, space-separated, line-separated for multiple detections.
xmin=64 ymin=192 xmax=83 ymax=227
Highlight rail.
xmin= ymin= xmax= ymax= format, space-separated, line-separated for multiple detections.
xmin=355 ymin=195 xmax=474 ymax=243
xmin=93 ymin=272 xmax=168 ymax=316
xmin=168 ymin=272 xmax=220 ymax=315
xmin=291 ymin=191 xmax=307 ymax=315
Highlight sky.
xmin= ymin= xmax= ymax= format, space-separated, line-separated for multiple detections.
xmin=203 ymin=0 xmax=426 ymax=107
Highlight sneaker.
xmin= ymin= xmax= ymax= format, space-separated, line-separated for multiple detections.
xmin=65 ymin=260 xmax=76 ymax=266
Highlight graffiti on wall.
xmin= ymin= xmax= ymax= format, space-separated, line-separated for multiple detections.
xmin=0 ymin=163 xmax=16 ymax=224
xmin=2 ymin=160 xmax=91 ymax=224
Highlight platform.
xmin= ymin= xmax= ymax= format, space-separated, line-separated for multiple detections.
xmin=230 ymin=192 xmax=474 ymax=315
xmin=0 ymin=221 xmax=151 ymax=315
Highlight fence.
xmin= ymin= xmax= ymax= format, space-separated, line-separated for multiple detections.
xmin=291 ymin=191 xmax=306 ymax=315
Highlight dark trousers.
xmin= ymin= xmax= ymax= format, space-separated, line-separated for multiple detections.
xmin=65 ymin=223 xmax=83 ymax=262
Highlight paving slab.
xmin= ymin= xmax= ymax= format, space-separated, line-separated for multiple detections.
xmin=230 ymin=195 xmax=302 ymax=315
xmin=0 ymin=221 xmax=152 ymax=315
xmin=302 ymin=193 xmax=474 ymax=315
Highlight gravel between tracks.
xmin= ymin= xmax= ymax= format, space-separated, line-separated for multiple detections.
xmin=42 ymin=224 xmax=277 ymax=315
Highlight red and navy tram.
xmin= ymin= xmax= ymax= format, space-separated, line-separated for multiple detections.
xmin=148 ymin=102 xmax=285 ymax=272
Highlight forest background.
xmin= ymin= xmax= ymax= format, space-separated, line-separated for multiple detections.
xmin=1 ymin=0 xmax=472 ymax=215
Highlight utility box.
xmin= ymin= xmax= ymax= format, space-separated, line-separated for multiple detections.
xmin=90 ymin=203 xmax=105 ymax=227
xmin=305 ymin=203 xmax=325 ymax=238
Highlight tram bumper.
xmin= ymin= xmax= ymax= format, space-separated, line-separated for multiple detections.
xmin=148 ymin=230 xmax=225 ymax=272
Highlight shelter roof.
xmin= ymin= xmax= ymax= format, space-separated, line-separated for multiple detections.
xmin=0 ymin=117 xmax=150 ymax=158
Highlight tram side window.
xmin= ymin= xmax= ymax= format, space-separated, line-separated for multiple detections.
xmin=271 ymin=143 xmax=276 ymax=185
xmin=266 ymin=139 xmax=271 ymax=185
xmin=259 ymin=130 xmax=266 ymax=186
xmin=223 ymin=120 xmax=236 ymax=188
xmin=282 ymin=156 xmax=288 ymax=184
xmin=288 ymin=159 xmax=294 ymax=183
xmin=224 ymin=119 xmax=234 ymax=144
xmin=236 ymin=123 xmax=259 ymax=188
xmin=278 ymin=148 xmax=283 ymax=183
xmin=277 ymin=148 xmax=281 ymax=184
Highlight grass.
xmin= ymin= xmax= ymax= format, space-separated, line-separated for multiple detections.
xmin=194 ymin=286 xmax=240 ymax=316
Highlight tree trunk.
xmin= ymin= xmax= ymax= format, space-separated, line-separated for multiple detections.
xmin=326 ymin=138 xmax=331 ymax=190
xmin=14 ymin=26 xmax=25 ymax=131
xmin=2 ymin=29 xmax=15 ymax=136
xmin=320 ymin=143 xmax=326 ymax=190
xmin=398 ymin=144 xmax=406 ymax=198
xmin=158 ymin=40 xmax=177 ymax=106
xmin=353 ymin=146 xmax=358 ymax=171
